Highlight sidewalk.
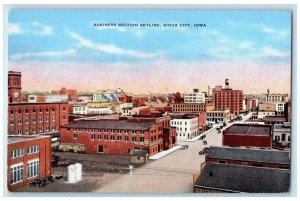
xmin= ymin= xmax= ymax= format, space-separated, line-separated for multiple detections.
xmin=149 ymin=145 xmax=182 ymax=160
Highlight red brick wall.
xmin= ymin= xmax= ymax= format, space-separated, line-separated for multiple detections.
xmin=60 ymin=123 xmax=163 ymax=156
xmin=198 ymin=112 xmax=207 ymax=131
xmin=213 ymin=90 xmax=243 ymax=115
xmin=8 ymin=103 xmax=69 ymax=135
xmin=7 ymin=136 xmax=51 ymax=191
xmin=8 ymin=72 xmax=22 ymax=103
xmin=222 ymin=134 xmax=272 ymax=148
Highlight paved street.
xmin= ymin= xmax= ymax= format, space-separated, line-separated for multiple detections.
xmin=96 ymin=113 xmax=252 ymax=193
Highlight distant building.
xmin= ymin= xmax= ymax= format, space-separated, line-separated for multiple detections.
xmin=206 ymin=146 xmax=290 ymax=169
xmin=193 ymin=163 xmax=290 ymax=193
xmin=171 ymin=102 xmax=215 ymax=113
xmin=45 ymin=94 xmax=68 ymax=103
xmin=258 ymin=102 xmax=276 ymax=111
xmin=184 ymin=89 xmax=205 ymax=104
xmin=8 ymin=71 xmax=22 ymax=103
xmin=263 ymin=116 xmax=287 ymax=125
xmin=121 ymin=106 xmax=150 ymax=116
xmin=212 ymin=80 xmax=243 ymax=115
xmin=222 ymin=124 xmax=272 ymax=148
xmin=7 ymin=135 xmax=52 ymax=191
xmin=52 ymin=87 xmax=78 ymax=101
xmin=257 ymin=111 xmax=275 ymax=119
xmin=265 ymin=93 xmax=288 ymax=103
xmin=273 ymin=123 xmax=291 ymax=144
xmin=207 ymin=109 xmax=230 ymax=123
xmin=170 ymin=116 xmax=198 ymax=140
xmin=60 ymin=120 xmax=164 ymax=156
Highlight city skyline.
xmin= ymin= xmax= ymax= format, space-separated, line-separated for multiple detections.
xmin=8 ymin=10 xmax=291 ymax=94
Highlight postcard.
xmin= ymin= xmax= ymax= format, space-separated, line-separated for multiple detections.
xmin=5 ymin=7 xmax=292 ymax=194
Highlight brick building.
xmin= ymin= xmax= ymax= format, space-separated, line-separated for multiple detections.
xmin=263 ymin=116 xmax=287 ymax=125
xmin=206 ymin=146 xmax=290 ymax=169
xmin=8 ymin=102 xmax=69 ymax=135
xmin=207 ymin=109 xmax=230 ymax=123
xmin=52 ymin=87 xmax=78 ymax=101
xmin=213 ymin=88 xmax=243 ymax=115
xmin=223 ymin=124 xmax=272 ymax=148
xmin=171 ymin=102 xmax=215 ymax=113
xmin=60 ymin=120 xmax=164 ymax=156
xmin=8 ymin=71 xmax=22 ymax=103
xmin=7 ymin=135 xmax=52 ymax=191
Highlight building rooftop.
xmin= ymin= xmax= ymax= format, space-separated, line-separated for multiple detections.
xmin=194 ymin=163 xmax=290 ymax=193
xmin=62 ymin=120 xmax=156 ymax=130
xmin=223 ymin=124 xmax=272 ymax=136
xmin=273 ymin=124 xmax=291 ymax=131
xmin=206 ymin=146 xmax=290 ymax=165
xmin=8 ymin=135 xmax=51 ymax=144
xmin=9 ymin=101 xmax=68 ymax=105
xmin=263 ymin=116 xmax=286 ymax=122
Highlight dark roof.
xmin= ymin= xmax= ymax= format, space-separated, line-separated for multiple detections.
xmin=194 ymin=163 xmax=290 ymax=193
xmin=62 ymin=120 xmax=155 ymax=130
xmin=38 ymin=131 xmax=60 ymax=138
xmin=131 ymin=150 xmax=148 ymax=157
xmin=223 ymin=124 xmax=272 ymax=136
xmin=9 ymin=102 xmax=68 ymax=106
xmin=206 ymin=146 xmax=290 ymax=165
xmin=8 ymin=135 xmax=50 ymax=144
xmin=263 ymin=116 xmax=286 ymax=122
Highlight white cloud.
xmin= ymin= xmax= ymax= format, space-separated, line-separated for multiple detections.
xmin=94 ymin=25 xmax=127 ymax=32
xmin=238 ymin=41 xmax=252 ymax=49
xmin=258 ymin=47 xmax=290 ymax=58
xmin=31 ymin=21 xmax=53 ymax=35
xmin=10 ymin=49 xmax=77 ymax=60
xmin=8 ymin=23 xmax=23 ymax=35
xmin=67 ymin=31 xmax=157 ymax=59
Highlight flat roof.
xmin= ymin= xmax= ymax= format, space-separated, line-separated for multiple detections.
xmin=263 ymin=116 xmax=286 ymax=122
xmin=223 ymin=124 xmax=272 ymax=136
xmin=62 ymin=120 xmax=155 ymax=130
xmin=206 ymin=146 xmax=290 ymax=165
xmin=8 ymin=135 xmax=51 ymax=144
xmin=194 ymin=163 xmax=290 ymax=193
xmin=9 ymin=102 xmax=68 ymax=105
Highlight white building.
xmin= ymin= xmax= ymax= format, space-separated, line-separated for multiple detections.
xmin=184 ymin=89 xmax=205 ymax=104
xmin=73 ymin=104 xmax=87 ymax=114
xmin=257 ymin=111 xmax=275 ymax=119
xmin=28 ymin=95 xmax=37 ymax=103
xmin=207 ymin=109 xmax=230 ymax=123
xmin=170 ymin=116 xmax=198 ymax=140
xmin=86 ymin=107 xmax=112 ymax=115
xmin=46 ymin=94 xmax=68 ymax=102
xmin=121 ymin=106 xmax=149 ymax=116
xmin=276 ymin=102 xmax=285 ymax=112
xmin=265 ymin=93 xmax=288 ymax=102
xmin=273 ymin=123 xmax=290 ymax=144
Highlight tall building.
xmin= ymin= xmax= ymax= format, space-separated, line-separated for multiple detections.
xmin=170 ymin=116 xmax=199 ymax=140
xmin=184 ymin=89 xmax=205 ymax=104
xmin=8 ymin=71 xmax=22 ymax=103
xmin=265 ymin=93 xmax=288 ymax=103
xmin=212 ymin=79 xmax=243 ymax=115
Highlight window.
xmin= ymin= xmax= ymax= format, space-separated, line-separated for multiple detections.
xmin=39 ymin=127 xmax=43 ymax=132
xmin=18 ymin=109 xmax=22 ymax=114
xmin=27 ymin=160 xmax=39 ymax=178
xmin=132 ymin=130 xmax=136 ymax=134
xmin=45 ymin=117 xmax=49 ymax=122
xmin=33 ymin=108 xmax=36 ymax=113
xmin=51 ymin=126 xmax=56 ymax=131
xmin=17 ymin=119 xmax=22 ymax=124
xmin=125 ymin=136 xmax=129 ymax=141
xmin=97 ymin=135 xmax=101 ymax=140
xmin=39 ymin=108 xmax=43 ymax=113
xmin=104 ymin=135 xmax=108 ymax=140
xmin=32 ymin=118 xmax=36 ymax=123
xmin=86 ymin=128 xmax=89 ymax=132
xmin=275 ymin=136 xmax=280 ymax=141
xmin=10 ymin=110 xmax=14 ymax=115
xmin=117 ymin=136 xmax=122 ymax=141
xmin=63 ymin=107 xmax=66 ymax=111
xmin=10 ymin=120 xmax=14 ymax=125
xmin=140 ymin=131 xmax=144 ymax=135
xmin=140 ymin=137 xmax=144 ymax=142
xmin=73 ymin=133 xmax=78 ymax=139
xmin=282 ymin=134 xmax=286 ymax=141
xmin=117 ymin=129 xmax=121 ymax=134
xmin=10 ymin=164 xmax=23 ymax=184
xmin=11 ymin=149 xmax=24 ymax=158
xmin=32 ymin=128 xmax=36 ymax=133
xmin=91 ymin=134 xmax=95 ymax=140
xmin=132 ymin=137 xmax=137 ymax=142
xmin=45 ymin=126 xmax=49 ymax=132
xmin=103 ymin=129 xmax=107 ymax=133
xmin=125 ymin=130 xmax=128 ymax=134
xmin=10 ymin=130 xmax=15 ymax=135
xmin=98 ymin=145 xmax=104 ymax=153
xmin=28 ymin=145 xmax=40 ymax=154
xmin=110 ymin=135 xmax=115 ymax=141
xmin=17 ymin=129 xmax=22 ymax=135
xmin=52 ymin=107 xmax=55 ymax=112
xmin=25 ymin=129 xmax=29 ymax=134
xmin=46 ymin=108 xmax=49 ymax=112
xmin=98 ymin=129 xmax=101 ymax=132
xmin=39 ymin=117 xmax=43 ymax=122
xmin=25 ymin=119 xmax=29 ymax=124
xmin=52 ymin=117 xmax=55 ymax=122
xmin=218 ymin=160 xmax=227 ymax=164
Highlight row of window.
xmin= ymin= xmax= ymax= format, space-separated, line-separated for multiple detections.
xmin=74 ymin=133 xmax=145 ymax=142
xmin=10 ymin=117 xmax=57 ymax=125
xmin=69 ymin=128 xmax=145 ymax=134
xmin=10 ymin=107 xmax=65 ymax=115
xmin=11 ymin=146 xmax=40 ymax=158
xmin=10 ymin=126 xmax=56 ymax=135
xmin=10 ymin=160 xmax=39 ymax=184
xmin=171 ymin=121 xmax=188 ymax=126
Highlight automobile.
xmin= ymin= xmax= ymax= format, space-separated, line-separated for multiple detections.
xmin=28 ymin=179 xmax=47 ymax=188
xmin=55 ymin=175 xmax=64 ymax=180
xmin=181 ymin=145 xmax=189 ymax=150
xmin=199 ymin=134 xmax=206 ymax=140
xmin=223 ymin=122 xmax=227 ymax=127
xmin=203 ymin=140 xmax=207 ymax=145
xmin=217 ymin=130 xmax=221 ymax=134
xmin=42 ymin=176 xmax=55 ymax=184
xmin=199 ymin=147 xmax=210 ymax=155
xmin=219 ymin=126 xmax=223 ymax=129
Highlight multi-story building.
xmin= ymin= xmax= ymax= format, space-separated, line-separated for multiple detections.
xmin=207 ymin=109 xmax=230 ymax=123
xmin=8 ymin=71 xmax=22 ymax=103
xmin=273 ymin=123 xmax=291 ymax=144
xmin=8 ymin=102 xmax=69 ymax=136
xmin=171 ymin=102 xmax=215 ymax=113
xmin=257 ymin=111 xmax=276 ymax=119
xmin=276 ymin=102 xmax=285 ymax=115
xmin=7 ymin=135 xmax=52 ymax=191
xmin=45 ymin=94 xmax=68 ymax=103
xmin=263 ymin=116 xmax=287 ymax=125
xmin=258 ymin=102 xmax=276 ymax=112
xmin=52 ymin=87 xmax=78 ymax=101
xmin=170 ymin=116 xmax=198 ymax=140
xmin=59 ymin=120 xmax=164 ymax=156
xmin=183 ymin=89 xmax=205 ymax=104
xmin=213 ymin=88 xmax=243 ymax=115
xmin=222 ymin=124 xmax=272 ymax=148
xmin=265 ymin=93 xmax=288 ymax=103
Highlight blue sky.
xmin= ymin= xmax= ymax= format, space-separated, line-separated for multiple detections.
xmin=8 ymin=10 xmax=291 ymax=94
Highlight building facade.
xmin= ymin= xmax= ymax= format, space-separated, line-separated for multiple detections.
xmin=171 ymin=102 xmax=215 ymax=113
xmin=7 ymin=135 xmax=52 ymax=191
xmin=222 ymin=124 xmax=272 ymax=148
xmin=60 ymin=120 xmax=164 ymax=156
xmin=184 ymin=89 xmax=205 ymax=104
xmin=273 ymin=123 xmax=291 ymax=144
xmin=170 ymin=116 xmax=199 ymax=140
xmin=8 ymin=71 xmax=22 ymax=103
xmin=8 ymin=102 xmax=69 ymax=135
xmin=265 ymin=93 xmax=288 ymax=102
xmin=207 ymin=109 xmax=230 ymax=123
xmin=213 ymin=88 xmax=243 ymax=115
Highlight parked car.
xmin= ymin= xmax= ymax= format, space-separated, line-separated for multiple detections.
xmin=223 ymin=122 xmax=227 ymax=127
xmin=42 ymin=176 xmax=55 ymax=184
xmin=199 ymin=147 xmax=210 ymax=155
xmin=28 ymin=179 xmax=47 ymax=188
xmin=203 ymin=140 xmax=207 ymax=145
xmin=199 ymin=134 xmax=206 ymax=140
xmin=181 ymin=145 xmax=189 ymax=150
xmin=217 ymin=130 xmax=221 ymax=134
